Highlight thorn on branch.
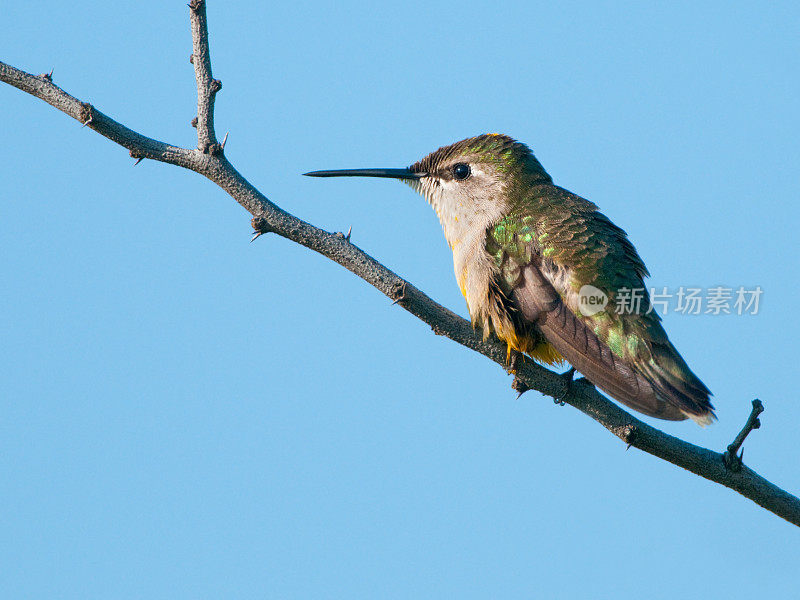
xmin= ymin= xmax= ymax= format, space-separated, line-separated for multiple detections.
xmin=129 ymin=149 xmax=145 ymax=165
xmin=210 ymin=79 xmax=222 ymax=94
xmin=250 ymin=216 xmax=273 ymax=242
xmin=221 ymin=131 xmax=229 ymax=150
xmin=189 ymin=54 xmax=195 ymax=64
xmin=191 ymin=116 xmax=198 ymax=128
xmin=40 ymin=69 xmax=54 ymax=82
xmin=79 ymin=102 xmax=94 ymax=128
xmin=511 ymin=376 xmax=530 ymax=399
xmin=723 ymin=399 xmax=764 ymax=472
xmin=391 ymin=281 xmax=408 ymax=305
xmin=622 ymin=424 xmax=637 ymax=449
xmin=334 ymin=226 xmax=352 ymax=243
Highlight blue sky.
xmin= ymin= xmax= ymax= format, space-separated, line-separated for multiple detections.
xmin=2 ymin=1 xmax=799 ymax=597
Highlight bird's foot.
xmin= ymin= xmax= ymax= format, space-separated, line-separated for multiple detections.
xmin=508 ymin=351 xmax=531 ymax=398
xmin=554 ymin=367 xmax=576 ymax=405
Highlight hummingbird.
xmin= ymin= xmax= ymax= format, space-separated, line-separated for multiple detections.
xmin=305 ymin=134 xmax=714 ymax=425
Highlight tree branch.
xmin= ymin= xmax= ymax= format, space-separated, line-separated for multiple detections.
xmin=188 ymin=0 xmax=220 ymax=153
xmin=2 ymin=4 xmax=798 ymax=527
xmin=0 ymin=62 xmax=195 ymax=168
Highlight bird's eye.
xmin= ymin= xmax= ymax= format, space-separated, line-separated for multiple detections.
xmin=452 ymin=163 xmax=471 ymax=180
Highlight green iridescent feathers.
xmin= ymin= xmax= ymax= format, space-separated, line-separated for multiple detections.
xmin=484 ymin=149 xmax=713 ymax=421
xmin=409 ymin=133 xmax=552 ymax=182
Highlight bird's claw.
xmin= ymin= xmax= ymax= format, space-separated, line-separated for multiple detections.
xmin=554 ymin=367 xmax=576 ymax=405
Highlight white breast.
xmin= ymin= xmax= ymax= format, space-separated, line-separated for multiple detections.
xmin=409 ymin=172 xmax=507 ymax=330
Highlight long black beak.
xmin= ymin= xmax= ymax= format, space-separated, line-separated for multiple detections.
xmin=303 ymin=168 xmax=426 ymax=179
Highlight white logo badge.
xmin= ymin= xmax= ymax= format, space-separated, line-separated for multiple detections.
xmin=578 ymin=285 xmax=608 ymax=316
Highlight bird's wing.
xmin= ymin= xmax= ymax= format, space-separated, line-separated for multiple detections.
xmin=487 ymin=186 xmax=713 ymax=423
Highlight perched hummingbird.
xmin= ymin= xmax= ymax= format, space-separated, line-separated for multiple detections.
xmin=306 ymin=134 xmax=714 ymax=425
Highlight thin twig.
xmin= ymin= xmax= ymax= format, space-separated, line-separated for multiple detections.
xmin=0 ymin=61 xmax=195 ymax=167
xmin=0 ymin=7 xmax=797 ymax=527
xmin=723 ymin=399 xmax=764 ymax=471
xmin=188 ymin=0 xmax=219 ymax=152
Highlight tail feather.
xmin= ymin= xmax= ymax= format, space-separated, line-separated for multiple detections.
xmin=638 ymin=340 xmax=715 ymax=425
xmin=536 ymin=299 xmax=688 ymax=421
xmin=512 ymin=263 xmax=714 ymax=424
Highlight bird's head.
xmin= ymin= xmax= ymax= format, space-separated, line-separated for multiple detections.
xmin=305 ymin=133 xmax=552 ymax=247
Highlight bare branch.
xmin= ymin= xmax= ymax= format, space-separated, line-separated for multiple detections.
xmin=723 ymin=400 xmax=764 ymax=471
xmin=0 ymin=61 xmax=196 ymax=169
xmin=188 ymin=0 xmax=220 ymax=153
xmin=1 ymin=6 xmax=798 ymax=528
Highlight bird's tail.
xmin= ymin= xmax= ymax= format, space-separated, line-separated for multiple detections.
xmin=534 ymin=299 xmax=696 ymax=421
xmin=636 ymin=338 xmax=715 ymax=426
xmin=512 ymin=263 xmax=714 ymax=424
